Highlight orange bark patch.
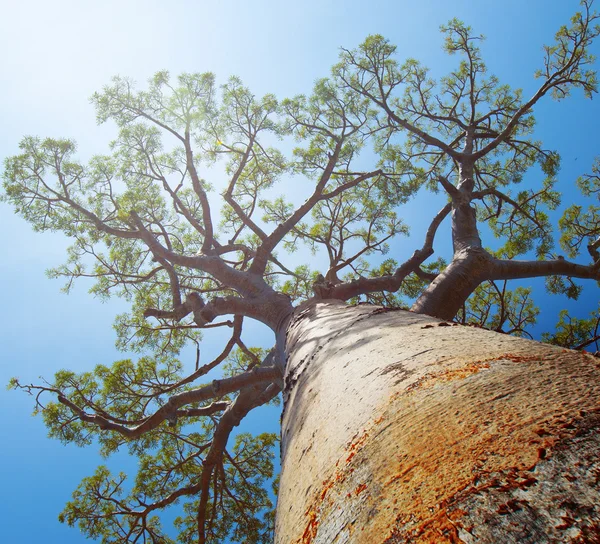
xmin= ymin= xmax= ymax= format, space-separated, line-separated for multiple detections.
xmin=370 ymin=350 xmax=600 ymax=542
xmin=406 ymin=352 xmax=546 ymax=393
xmin=385 ymin=463 xmax=416 ymax=486
xmin=301 ymin=510 xmax=318 ymax=544
xmin=346 ymin=429 xmax=370 ymax=463
xmin=407 ymin=361 xmax=491 ymax=392
xmin=297 ymin=416 xmax=385 ymax=543
xmin=354 ymin=483 xmax=368 ymax=495
xmin=284 ymin=313 xmax=600 ymax=544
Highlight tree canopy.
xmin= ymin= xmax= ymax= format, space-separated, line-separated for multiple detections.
xmin=4 ymin=2 xmax=600 ymax=542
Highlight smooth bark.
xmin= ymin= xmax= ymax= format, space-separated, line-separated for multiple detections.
xmin=411 ymin=247 xmax=492 ymax=320
xmin=276 ymin=301 xmax=600 ymax=543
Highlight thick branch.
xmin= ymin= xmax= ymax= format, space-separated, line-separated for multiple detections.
xmin=489 ymin=257 xmax=600 ymax=282
xmin=412 ymin=247 xmax=493 ymax=320
xmin=145 ymin=290 xmax=291 ymax=331
xmin=184 ymin=132 xmax=215 ymax=253
xmin=175 ymin=401 xmax=229 ymax=419
xmin=197 ymin=380 xmax=281 ymax=543
xmin=143 ymin=291 xmax=205 ymax=321
xmin=413 ymin=252 xmax=600 ymax=321
xmin=191 ymin=295 xmax=292 ymax=329
xmin=129 ymin=211 xmax=268 ymax=298
xmin=52 ymin=366 xmax=281 ymax=440
xmin=438 ymin=175 xmax=459 ymax=197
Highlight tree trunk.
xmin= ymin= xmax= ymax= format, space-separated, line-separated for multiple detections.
xmin=275 ymin=301 xmax=600 ymax=543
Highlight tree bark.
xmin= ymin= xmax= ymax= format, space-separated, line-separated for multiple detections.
xmin=411 ymin=247 xmax=492 ymax=320
xmin=275 ymin=300 xmax=600 ymax=543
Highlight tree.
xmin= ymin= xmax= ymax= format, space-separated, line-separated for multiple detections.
xmin=3 ymin=2 xmax=600 ymax=542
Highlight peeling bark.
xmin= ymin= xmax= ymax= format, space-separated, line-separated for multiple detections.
xmin=275 ymin=301 xmax=600 ymax=544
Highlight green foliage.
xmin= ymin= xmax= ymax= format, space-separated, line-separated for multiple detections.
xmin=545 ymin=274 xmax=583 ymax=300
xmin=485 ymin=178 xmax=561 ymax=258
xmin=12 ymin=346 xmax=278 ymax=542
xmin=58 ymin=431 xmax=277 ymax=543
xmin=4 ymin=4 xmax=600 ymax=541
xmin=35 ymin=357 xmax=186 ymax=454
xmin=542 ymin=305 xmax=600 ymax=350
xmin=535 ymin=0 xmax=600 ymax=100
xmin=457 ymin=280 xmax=539 ymax=336
xmin=174 ymin=433 xmax=277 ymax=544
xmin=223 ymin=348 xmax=280 ymax=407
xmin=560 ymin=157 xmax=600 ymax=258
xmin=59 ymin=466 xmax=174 ymax=544
xmin=286 ymin=185 xmax=409 ymax=283
xmin=279 ymin=265 xmax=316 ymax=302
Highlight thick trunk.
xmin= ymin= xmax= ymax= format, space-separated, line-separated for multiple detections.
xmin=275 ymin=301 xmax=600 ymax=543
xmin=411 ymin=247 xmax=492 ymax=320
xmin=450 ymin=159 xmax=481 ymax=255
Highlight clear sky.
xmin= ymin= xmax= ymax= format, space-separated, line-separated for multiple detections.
xmin=1 ymin=1 xmax=599 ymax=542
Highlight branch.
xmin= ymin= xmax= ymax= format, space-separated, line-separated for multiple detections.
xmin=588 ymin=236 xmax=600 ymax=261
xmin=250 ymin=140 xmax=344 ymax=274
xmin=472 ymin=6 xmax=599 ymax=160
xmin=184 ymin=131 xmax=215 ymax=253
xmin=175 ymin=401 xmax=229 ymax=419
xmin=222 ymin=134 xmax=270 ymax=242
xmin=145 ymin=291 xmax=289 ymax=330
xmin=143 ymin=291 xmax=205 ymax=321
xmin=319 ymin=169 xmax=383 ymax=200
xmin=336 ymin=56 xmax=462 ymax=159
xmin=472 ymin=187 xmax=546 ymax=230
xmin=437 ymin=175 xmax=459 ymax=197
xmin=196 ymin=380 xmax=281 ymax=543
xmin=489 ymin=256 xmax=600 ymax=282
xmin=574 ymin=334 xmax=600 ymax=351
xmin=414 ymin=267 xmax=438 ymax=282
xmin=321 ymin=203 xmax=451 ymax=300
xmin=129 ymin=210 xmax=269 ymax=298
xmin=160 ymin=173 xmax=209 ymax=238
xmin=44 ymin=365 xmax=281 ymax=440
xmin=147 ymin=316 xmax=244 ymax=397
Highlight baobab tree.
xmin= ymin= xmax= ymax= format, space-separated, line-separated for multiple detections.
xmin=4 ymin=2 xmax=600 ymax=542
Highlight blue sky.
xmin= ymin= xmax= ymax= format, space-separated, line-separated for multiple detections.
xmin=1 ymin=1 xmax=599 ymax=542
